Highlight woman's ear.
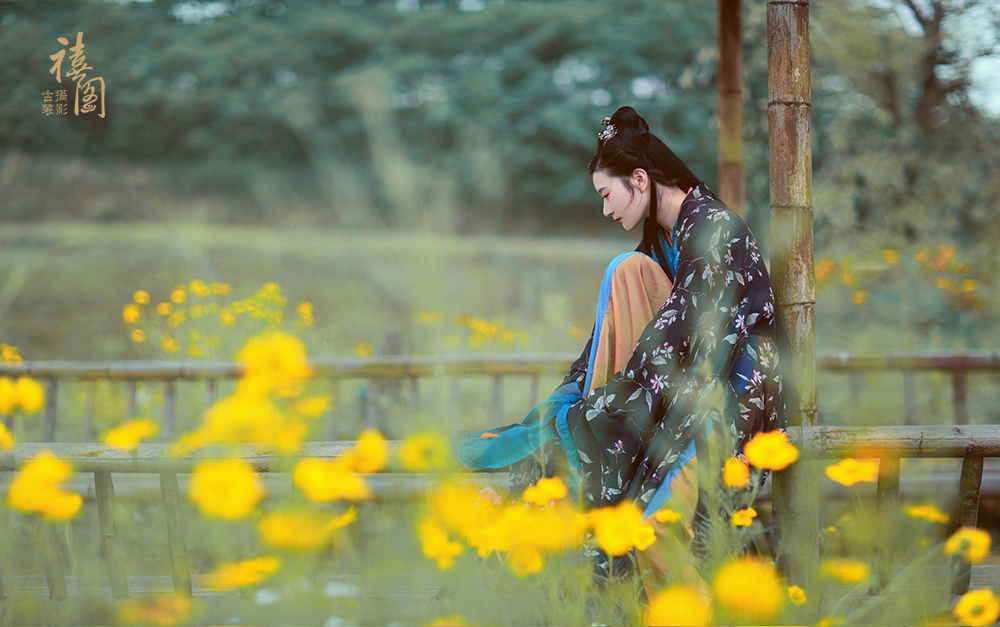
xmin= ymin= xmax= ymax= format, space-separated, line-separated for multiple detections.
xmin=631 ymin=168 xmax=649 ymax=192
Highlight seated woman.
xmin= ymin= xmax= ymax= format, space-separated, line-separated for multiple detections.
xmin=455 ymin=106 xmax=787 ymax=599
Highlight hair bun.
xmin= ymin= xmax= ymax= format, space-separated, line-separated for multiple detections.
xmin=610 ymin=106 xmax=650 ymax=157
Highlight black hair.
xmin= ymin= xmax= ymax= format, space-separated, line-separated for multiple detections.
xmin=588 ymin=106 xmax=702 ymax=280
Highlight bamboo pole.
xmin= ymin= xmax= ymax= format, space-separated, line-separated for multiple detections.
xmin=95 ymin=471 xmax=129 ymax=599
xmin=767 ymin=0 xmax=816 ymax=592
xmin=718 ymin=0 xmax=745 ymax=218
xmin=159 ymin=471 xmax=192 ymax=597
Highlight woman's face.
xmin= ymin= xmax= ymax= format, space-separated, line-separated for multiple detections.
xmin=592 ymin=169 xmax=648 ymax=231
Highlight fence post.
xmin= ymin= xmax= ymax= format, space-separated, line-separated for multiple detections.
xmin=160 ymin=471 xmax=193 ymax=597
xmin=953 ymin=370 xmax=968 ymax=425
xmin=95 ymin=471 xmax=129 ymax=599
xmin=870 ymin=457 xmax=900 ymax=594
xmin=43 ymin=378 xmax=59 ymax=443
xmin=951 ymin=456 xmax=984 ymax=595
xmin=82 ymin=379 xmax=97 ymax=442
xmin=163 ymin=379 xmax=177 ymax=443
xmin=902 ymin=371 xmax=918 ymax=426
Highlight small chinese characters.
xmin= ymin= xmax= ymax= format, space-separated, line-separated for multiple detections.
xmin=47 ymin=32 xmax=105 ymax=118
xmin=41 ymin=90 xmax=69 ymax=116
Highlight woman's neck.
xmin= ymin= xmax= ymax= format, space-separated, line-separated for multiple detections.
xmin=654 ymin=183 xmax=687 ymax=231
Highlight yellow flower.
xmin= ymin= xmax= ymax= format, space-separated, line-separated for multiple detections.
xmin=0 ymin=421 xmax=14 ymax=449
xmin=221 ymin=310 xmax=235 ymax=326
xmin=815 ymin=258 xmax=837 ymax=283
xmin=522 ymin=476 xmax=568 ymax=506
xmin=293 ymin=396 xmax=329 ymax=418
xmin=850 ymin=290 xmax=867 ymax=305
xmin=825 ymin=458 xmax=879 ymax=486
xmin=962 ymin=278 xmax=978 ymax=292
xmin=189 ymin=459 xmax=265 ymax=519
xmin=712 ymin=557 xmax=783 ymax=621
xmin=353 ymin=341 xmax=374 ymax=358
xmin=131 ymin=329 xmax=146 ymax=343
xmin=341 ymin=428 xmax=388 ymax=474
xmin=588 ymin=501 xmax=657 ymax=556
xmin=104 ymin=419 xmax=159 ymax=450
xmin=567 ymin=325 xmax=587 ymax=339
xmin=509 ymin=545 xmax=544 ymax=576
xmin=788 ymin=584 xmax=807 ymax=605
xmin=189 ymin=280 xmax=209 ymax=297
xmin=171 ymin=288 xmax=186 ymax=304
xmin=905 ymin=504 xmax=950 ymax=525
xmin=133 ymin=290 xmax=150 ymax=305
xmin=645 ymin=586 xmax=712 ymax=626
xmin=420 ymin=518 xmax=463 ymax=569
xmin=161 ymin=335 xmax=178 ymax=353
xmin=945 ymin=527 xmax=991 ymax=563
xmin=820 ymin=558 xmax=868 ymax=584
xmin=425 ymin=614 xmax=467 ymax=626
xmin=743 ymin=430 xmax=799 ymax=470
xmin=207 ymin=556 xmax=280 ymax=590
xmin=295 ymin=302 xmax=314 ymax=326
xmin=259 ymin=507 xmax=356 ymax=549
xmin=416 ymin=311 xmax=444 ymax=322
xmin=123 ymin=304 xmax=141 ymax=324
xmin=118 ymin=594 xmax=193 ymax=626
xmin=654 ymin=508 xmax=682 ymax=524
xmin=14 ymin=377 xmax=44 ymax=413
xmin=883 ymin=249 xmax=900 ymax=265
xmin=954 ymin=588 xmax=1000 ymax=626
xmin=731 ymin=507 xmax=757 ymax=527
xmin=293 ymin=458 xmax=371 ymax=502
xmin=8 ymin=450 xmax=83 ymax=521
xmin=236 ymin=332 xmax=314 ymax=398
xmin=723 ymin=457 xmax=750 ymax=488
xmin=167 ymin=310 xmax=186 ymax=327
xmin=157 ymin=302 xmax=173 ymax=316
xmin=212 ymin=282 xmax=232 ymax=295
xmin=177 ymin=392 xmax=306 ymax=452
xmin=399 ymin=432 xmax=450 ymax=472
xmin=935 ymin=276 xmax=953 ymax=291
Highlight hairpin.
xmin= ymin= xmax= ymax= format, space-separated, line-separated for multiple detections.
xmin=598 ymin=116 xmax=617 ymax=142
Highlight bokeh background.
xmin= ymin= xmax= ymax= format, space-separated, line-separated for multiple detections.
xmin=1 ymin=0 xmax=999 ymax=404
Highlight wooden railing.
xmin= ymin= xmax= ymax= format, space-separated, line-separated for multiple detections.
xmin=2 ymin=425 xmax=998 ymax=603
xmin=0 ymin=350 xmax=997 ymax=442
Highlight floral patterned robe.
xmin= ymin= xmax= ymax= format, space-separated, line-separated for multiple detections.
xmin=513 ymin=183 xmax=786 ymax=514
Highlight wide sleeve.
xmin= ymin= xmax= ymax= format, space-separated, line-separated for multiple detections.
xmin=560 ymin=204 xmax=761 ymax=509
xmin=560 ymin=328 xmax=594 ymax=389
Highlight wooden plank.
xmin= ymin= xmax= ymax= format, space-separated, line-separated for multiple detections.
xmin=94 ymin=471 xmax=129 ymax=599
xmin=870 ymin=457 xmax=900 ymax=594
xmin=159 ymin=472 xmax=192 ymax=597
xmin=951 ymin=456 xmax=984 ymax=595
xmin=786 ymin=425 xmax=1000 ymax=459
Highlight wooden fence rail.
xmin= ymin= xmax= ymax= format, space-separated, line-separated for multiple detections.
xmin=1 ymin=426 xmax=998 ymax=603
xmin=0 ymin=350 xmax=998 ymax=444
